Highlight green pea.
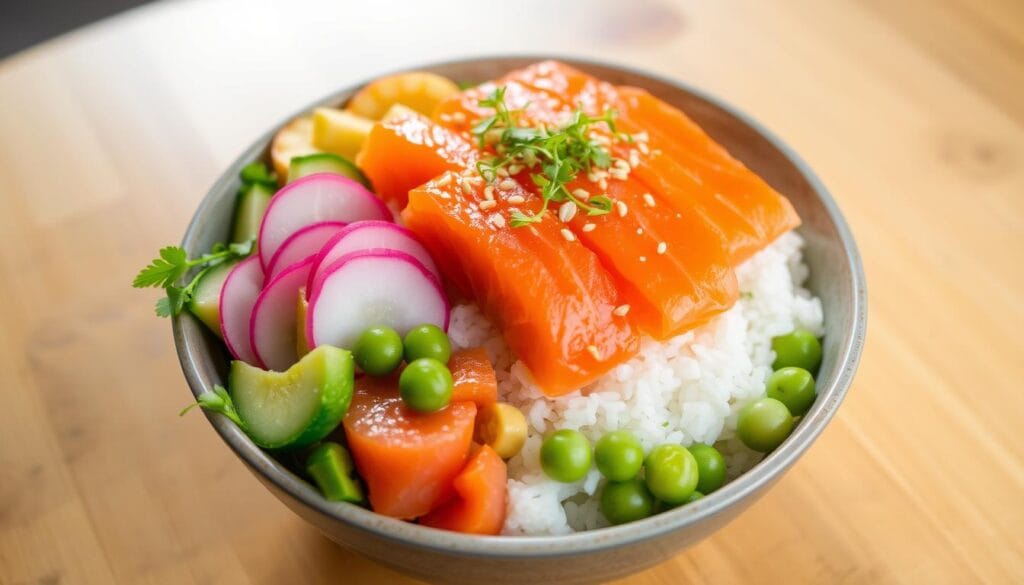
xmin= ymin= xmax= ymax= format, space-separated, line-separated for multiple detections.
xmin=688 ymin=444 xmax=726 ymax=494
xmin=600 ymin=478 xmax=655 ymax=525
xmin=398 ymin=358 xmax=453 ymax=413
xmin=766 ymin=367 xmax=817 ymax=416
xmin=683 ymin=490 xmax=704 ymax=504
xmin=540 ymin=429 xmax=592 ymax=483
xmin=353 ymin=326 xmax=403 ymax=376
xmin=644 ymin=444 xmax=699 ymax=505
xmin=737 ymin=398 xmax=794 ymax=452
xmin=594 ymin=430 xmax=645 ymax=481
xmin=403 ymin=324 xmax=452 ymax=364
xmin=771 ymin=328 xmax=822 ymax=372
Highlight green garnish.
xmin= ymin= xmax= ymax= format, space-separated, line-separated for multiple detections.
xmin=132 ymin=239 xmax=252 ymax=317
xmin=180 ymin=384 xmax=244 ymax=427
xmin=239 ymin=161 xmax=277 ymax=188
xmin=471 ymin=87 xmax=624 ymax=226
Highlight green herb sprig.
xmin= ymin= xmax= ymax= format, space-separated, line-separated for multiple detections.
xmin=132 ymin=239 xmax=252 ymax=317
xmin=471 ymin=87 xmax=624 ymax=226
xmin=180 ymin=384 xmax=244 ymax=427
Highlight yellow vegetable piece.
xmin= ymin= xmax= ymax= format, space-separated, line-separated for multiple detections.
xmin=296 ymin=288 xmax=311 ymax=358
xmin=346 ymin=72 xmax=460 ymax=120
xmin=381 ymin=103 xmax=418 ymax=123
xmin=271 ymin=116 xmax=318 ymax=182
xmin=312 ymin=108 xmax=373 ymax=160
xmin=474 ymin=402 xmax=528 ymax=459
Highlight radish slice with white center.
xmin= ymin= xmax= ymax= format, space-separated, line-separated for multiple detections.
xmin=265 ymin=220 xmax=346 ymax=280
xmin=307 ymin=220 xmax=439 ymax=295
xmin=257 ymin=173 xmax=391 ymax=270
xmin=307 ymin=250 xmax=449 ymax=350
xmin=219 ymin=256 xmax=264 ymax=365
xmin=249 ymin=257 xmax=314 ymax=371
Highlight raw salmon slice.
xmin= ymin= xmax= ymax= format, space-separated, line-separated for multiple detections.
xmin=356 ymin=110 xmax=478 ymax=208
xmin=499 ymin=61 xmax=801 ymax=263
xmin=434 ymin=78 xmax=738 ymax=339
xmin=402 ymin=171 xmax=638 ymax=396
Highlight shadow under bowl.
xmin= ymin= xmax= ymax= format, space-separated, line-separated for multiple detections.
xmin=173 ymin=56 xmax=867 ymax=585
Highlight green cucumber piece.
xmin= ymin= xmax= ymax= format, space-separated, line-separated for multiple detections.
xmin=306 ymin=442 xmax=363 ymax=502
xmin=232 ymin=182 xmax=273 ymax=244
xmin=186 ymin=261 xmax=235 ymax=336
xmin=288 ymin=152 xmax=370 ymax=188
xmin=229 ymin=346 xmax=354 ymax=449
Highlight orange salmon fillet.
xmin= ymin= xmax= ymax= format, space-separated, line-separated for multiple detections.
xmin=357 ymin=111 xmax=478 ymax=208
xmin=402 ymin=170 xmax=639 ymax=396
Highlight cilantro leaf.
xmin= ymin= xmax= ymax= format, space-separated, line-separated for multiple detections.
xmin=132 ymin=246 xmax=188 ymax=288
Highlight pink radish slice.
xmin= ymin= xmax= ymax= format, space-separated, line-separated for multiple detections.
xmin=265 ymin=221 xmax=346 ymax=280
xmin=219 ymin=256 xmax=264 ymax=365
xmin=249 ymin=257 xmax=314 ymax=371
xmin=307 ymin=250 xmax=449 ymax=350
xmin=307 ymin=220 xmax=440 ymax=296
xmin=257 ymin=173 xmax=391 ymax=271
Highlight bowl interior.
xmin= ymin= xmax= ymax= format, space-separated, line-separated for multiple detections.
xmin=173 ymin=56 xmax=865 ymax=559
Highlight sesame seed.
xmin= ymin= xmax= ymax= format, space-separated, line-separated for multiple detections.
xmin=616 ymin=201 xmax=628 ymax=217
xmin=613 ymin=304 xmax=631 ymax=316
xmin=651 ymin=148 xmax=663 ymax=156
xmin=560 ymin=228 xmax=576 ymax=242
xmin=491 ymin=214 xmax=506 ymax=228
xmin=528 ymin=226 xmax=540 ymax=236
xmin=599 ymin=178 xmax=609 ymax=190
xmin=439 ymin=113 xmax=453 ymax=123
xmin=615 ymin=159 xmax=631 ymax=172
xmin=629 ymin=149 xmax=640 ymax=168
xmin=587 ymin=345 xmax=602 ymax=360
xmin=424 ymin=137 xmax=435 ymax=148
xmin=639 ymin=256 xmax=647 ymax=262
xmin=508 ymin=164 xmax=523 ymax=175
xmin=636 ymin=228 xmax=644 ymax=235
xmin=632 ymin=131 xmax=649 ymax=142
xmin=559 ymin=201 xmax=578 ymax=222
xmin=451 ymin=111 xmax=466 ymax=123
xmin=436 ymin=174 xmax=452 ymax=187
xmin=438 ymin=192 xmax=451 ymax=200
xmin=643 ymin=193 xmax=656 ymax=207
xmin=507 ymin=195 xmax=525 ymax=204
xmin=572 ymin=188 xmax=591 ymax=200
xmin=657 ymin=242 xmax=668 ymax=255
xmin=460 ymin=178 xmax=474 ymax=194
xmin=479 ymin=200 xmax=497 ymax=210
xmin=582 ymin=222 xmax=596 ymax=232
xmin=638 ymin=142 xmax=650 ymax=155
xmin=484 ymin=185 xmax=495 ymax=201
xmin=499 ymin=179 xmax=517 ymax=190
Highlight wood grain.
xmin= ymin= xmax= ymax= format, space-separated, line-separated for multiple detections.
xmin=1 ymin=0 xmax=1021 ymax=583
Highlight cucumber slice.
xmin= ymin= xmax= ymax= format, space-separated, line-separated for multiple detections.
xmin=232 ymin=182 xmax=274 ymax=244
xmin=306 ymin=442 xmax=363 ymax=502
xmin=186 ymin=261 xmax=235 ymax=336
xmin=229 ymin=345 xmax=354 ymax=449
xmin=288 ymin=153 xmax=370 ymax=189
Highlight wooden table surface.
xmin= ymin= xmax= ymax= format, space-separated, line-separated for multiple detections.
xmin=1 ymin=0 xmax=1021 ymax=583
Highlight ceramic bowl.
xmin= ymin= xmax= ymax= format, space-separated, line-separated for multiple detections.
xmin=173 ymin=56 xmax=867 ymax=585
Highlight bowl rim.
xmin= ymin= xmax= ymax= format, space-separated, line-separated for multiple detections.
xmin=173 ymin=54 xmax=867 ymax=557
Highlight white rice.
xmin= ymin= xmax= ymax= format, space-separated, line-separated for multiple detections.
xmin=446 ymin=231 xmax=824 ymax=535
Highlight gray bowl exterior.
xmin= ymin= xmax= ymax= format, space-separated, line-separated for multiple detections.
xmin=173 ymin=57 xmax=867 ymax=584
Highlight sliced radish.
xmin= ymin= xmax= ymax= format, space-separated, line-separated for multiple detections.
xmin=257 ymin=173 xmax=391 ymax=270
xmin=219 ymin=256 xmax=264 ymax=365
xmin=307 ymin=250 xmax=449 ymax=350
xmin=265 ymin=220 xmax=346 ymax=280
xmin=250 ymin=257 xmax=314 ymax=371
xmin=307 ymin=220 xmax=440 ymax=295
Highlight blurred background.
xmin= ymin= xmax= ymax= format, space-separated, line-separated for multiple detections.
xmin=2 ymin=0 xmax=154 ymax=57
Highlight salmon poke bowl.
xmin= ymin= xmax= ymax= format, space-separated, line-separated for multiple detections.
xmin=142 ymin=57 xmax=865 ymax=583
